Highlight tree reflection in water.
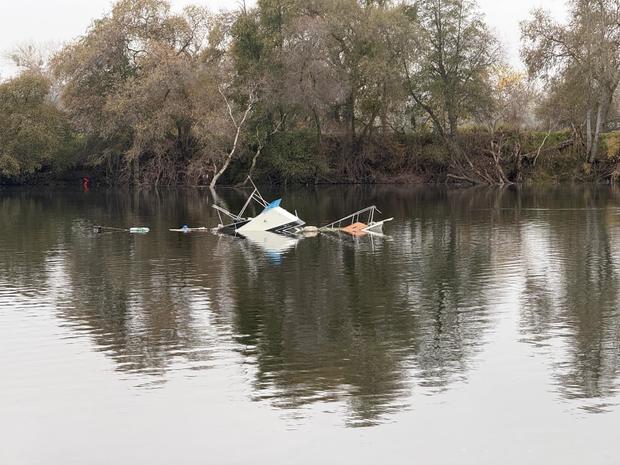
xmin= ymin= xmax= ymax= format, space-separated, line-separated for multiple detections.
xmin=1 ymin=185 xmax=619 ymax=423
xmin=517 ymin=187 xmax=620 ymax=410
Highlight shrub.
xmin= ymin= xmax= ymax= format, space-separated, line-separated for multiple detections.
xmin=258 ymin=130 xmax=326 ymax=183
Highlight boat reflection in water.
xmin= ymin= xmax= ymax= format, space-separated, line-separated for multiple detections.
xmin=239 ymin=230 xmax=301 ymax=264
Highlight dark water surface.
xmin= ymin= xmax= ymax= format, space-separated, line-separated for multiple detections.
xmin=1 ymin=185 xmax=620 ymax=464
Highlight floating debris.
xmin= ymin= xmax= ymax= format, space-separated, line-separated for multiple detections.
xmin=169 ymin=225 xmax=209 ymax=233
xmin=93 ymin=225 xmax=150 ymax=234
xmin=320 ymin=206 xmax=393 ymax=237
xmin=129 ymin=227 xmax=150 ymax=234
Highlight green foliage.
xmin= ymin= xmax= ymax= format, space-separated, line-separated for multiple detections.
xmin=393 ymin=133 xmax=449 ymax=165
xmin=403 ymin=0 xmax=500 ymax=137
xmin=258 ymin=130 xmax=325 ymax=182
xmin=230 ymin=11 xmax=265 ymax=77
xmin=418 ymin=143 xmax=447 ymax=166
xmin=0 ymin=73 xmax=79 ymax=179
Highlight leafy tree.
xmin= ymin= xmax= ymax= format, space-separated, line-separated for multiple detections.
xmin=52 ymin=0 xmax=213 ymax=184
xmin=0 ymin=72 xmax=77 ymax=179
xmin=521 ymin=0 xmax=620 ymax=163
xmin=400 ymin=0 xmax=500 ymax=146
xmin=480 ymin=66 xmax=536 ymax=132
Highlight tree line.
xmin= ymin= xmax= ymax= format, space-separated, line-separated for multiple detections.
xmin=2 ymin=0 xmax=620 ymax=186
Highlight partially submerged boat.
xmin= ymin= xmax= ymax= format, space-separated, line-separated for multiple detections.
xmin=212 ymin=179 xmax=305 ymax=235
xmin=211 ymin=180 xmax=393 ymax=256
xmin=320 ymin=206 xmax=393 ymax=237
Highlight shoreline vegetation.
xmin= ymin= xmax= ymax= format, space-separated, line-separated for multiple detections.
xmin=2 ymin=0 xmax=620 ymax=188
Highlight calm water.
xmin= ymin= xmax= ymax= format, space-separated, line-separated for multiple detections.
xmin=1 ymin=185 xmax=620 ymax=464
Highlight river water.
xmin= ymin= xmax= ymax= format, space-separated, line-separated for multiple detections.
xmin=1 ymin=185 xmax=619 ymax=464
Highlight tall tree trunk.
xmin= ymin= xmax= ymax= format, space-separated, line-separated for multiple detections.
xmin=380 ymin=81 xmax=388 ymax=135
xmin=589 ymin=102 xmax=604 ymax=163
xmin=586 ymin=108 xmax=592 ymax=156
xmin=311 ymin=107 xmax=322 ymax=146
xmin=246 ymin=144 xmax=263 ymax=181
xmin=446 ymin=134 xmax=463 ymax=160
xmin=133 ymin=157 xmax=140 ymax=185
xmin=347 ymin=92 xmax=356 ymax=148
xmin=210 ymin=87 xmax=255 ymax=188
xmin=589 ymin=89 xmax=613 ymax=164
xmin=448 ymin=112 xmax=458 ymax=137
xmin=210 ymin=116 xmax=246 ymax=188
xmin=446 ymin=97 xmax=458 ymax=136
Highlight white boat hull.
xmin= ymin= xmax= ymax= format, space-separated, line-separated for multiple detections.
xmin=236 ymin=205 xmax=304 ymax=233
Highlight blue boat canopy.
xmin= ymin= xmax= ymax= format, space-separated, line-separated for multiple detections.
xmin=263 ymin=199 xmax=282 ymax=211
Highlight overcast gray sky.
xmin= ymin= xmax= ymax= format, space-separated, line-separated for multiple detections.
xmin=0 ymin=0 xmax=568 ymax=78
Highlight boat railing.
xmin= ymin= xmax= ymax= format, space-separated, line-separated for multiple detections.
xmin=320 ymin=206 xmax=381 ymax=230
xmin=213 ymin=204 xmax=242 ymax=222
xmin=238 ymin=188 xmax=268 ymax=218
xmin=213 ymin=177 xmax=269 ymax=227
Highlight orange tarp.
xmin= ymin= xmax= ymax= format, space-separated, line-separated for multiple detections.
xmin=341 ymin=222 xmax=368 ymax=236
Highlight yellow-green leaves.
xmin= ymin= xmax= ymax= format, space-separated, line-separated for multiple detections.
xmin=0 ymin=73 xmax=76 ymax=178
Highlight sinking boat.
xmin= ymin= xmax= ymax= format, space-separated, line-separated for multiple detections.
xmin=320 ymin=206 xmax=393 ymax=237
xmin=212 ymin=179 xmax=305 ymax=235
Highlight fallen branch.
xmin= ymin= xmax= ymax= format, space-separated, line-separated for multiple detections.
xmin=533 ymin=130 xmax=551 ymax=166
xmin=522 ymin=138 xmax=573 ymax=162
xmin=446 ymin=173 xmax=479 ymax=184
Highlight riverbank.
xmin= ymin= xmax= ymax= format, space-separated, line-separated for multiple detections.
xmin=2 ymin=129 xmax=619 ymax=187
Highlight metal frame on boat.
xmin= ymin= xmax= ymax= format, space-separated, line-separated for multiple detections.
xmin=320 ymin=206 xmax=393 ymax=236
xmin=212 ymin=178 xmax=305 ymax=235
xmin=211 ymin=178 xmax=393 ymax=251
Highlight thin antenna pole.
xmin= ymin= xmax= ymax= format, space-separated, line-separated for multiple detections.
xmin=238 ymin=188 xmax=257 ymax=218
